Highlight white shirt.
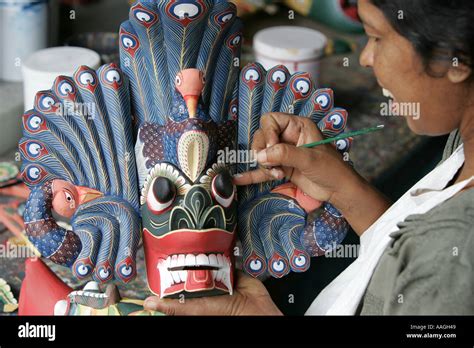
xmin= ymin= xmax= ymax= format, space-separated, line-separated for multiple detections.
xmin=306 ymin=144 xmax=474 ymax=315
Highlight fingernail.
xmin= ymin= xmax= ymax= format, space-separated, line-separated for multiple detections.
xmin=232 ymin=173 xmax=243 ymax=178
xmin=257 ymin=150 xmax=268 ymax=163
xmin=270 ymin=168 xmax=284 ymax=179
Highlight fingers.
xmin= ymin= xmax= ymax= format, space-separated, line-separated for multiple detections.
xmin=144 ymin=295 xmax=238 ymax=316
xmin=144 ymin=296 xmax=208 ymax=316
xmin=250 ymin=129 xmax=266 ymax=153
xmin=233 ymin=167 xmax=284 ymax=186
xmin=256 ymin=143 xmax=314 ymax=170
xmin=237 ymin=113 xmax=325 ymax=187
xmin=259 ymin=113 xmax=284 ymax=147
xmin=260 ymin=112 xmax=323 ymax=147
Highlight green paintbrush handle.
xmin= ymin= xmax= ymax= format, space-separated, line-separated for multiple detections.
xmin=299 ymin=125 xmax=385 ymax=149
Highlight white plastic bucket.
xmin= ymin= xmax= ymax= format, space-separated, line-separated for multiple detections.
xmin=253 ymin=26 xmax=327 ymax=87
xmin=22 ymin=46 xmax=101 ymax=111
xmin=0 ymin=0 xmax=49 ymax=82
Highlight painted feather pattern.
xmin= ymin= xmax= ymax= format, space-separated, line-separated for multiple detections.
xmin=237 ymin=62 xmax=352 ymax=279
xmin=20 ymin=64 xmax=140 ymax=284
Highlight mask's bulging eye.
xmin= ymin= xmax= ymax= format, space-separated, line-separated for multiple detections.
xmin=175 ymin=75 xmax=182 ymax=86
xmin=211 ymin=172 xmax=235 ymax=208
xmin=147 ymin=177 xmax=176 ymax=214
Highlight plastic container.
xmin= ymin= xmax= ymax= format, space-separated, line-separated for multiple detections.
xmin=253 ymin=26 xmax=327 ymax=86
xmin=0 ymin=0 xmax=49 ymax=81
xmin=22 ymin=46 xmax=101 ymax=111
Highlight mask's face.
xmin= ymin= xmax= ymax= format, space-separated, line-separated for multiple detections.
xmin=140 ymin=114 xmax=237 ymax=298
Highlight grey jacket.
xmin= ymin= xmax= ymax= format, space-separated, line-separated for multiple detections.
xmin=359 ymin=131 xmax=474 ymax=315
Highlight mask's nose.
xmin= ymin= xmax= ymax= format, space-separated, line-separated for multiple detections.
xmin=179 ymin=185 xmax=226 ymax=230
xmin=177 ymin=130 xmax=209 ymax=182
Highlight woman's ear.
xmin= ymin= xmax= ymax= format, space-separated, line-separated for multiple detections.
xmin=447 ymin=63 xmax=472 ymax=83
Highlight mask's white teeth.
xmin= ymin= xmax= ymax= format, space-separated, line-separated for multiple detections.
xmin=215 ymin=269 xmax=223 ymax=282
xmin=179 ymin=270 xmax=187 ymax=283
xmin=216 ymin=254 xmax=224 ymax=267
xmin=221 ymin=257 xmax=233 ymax=295
xmin=160 ymin=254 xmax=233 ymax=294
xmin=208 ymin=254 xmax=219 ymax=268
xmin=170 ymin=255 xmax=178 ymax=269
xmin=185 ymin=254 xmax=196 ymax=267
xmin=157 ymin=258 xmax=173 ymax=297
xmin=170 ymin=271 xmax=180 ymax=284
xmin=196 ymin=254 xmax=209 ymax=266
xmin=177 ymin=254 xmax=186 ymax=267
xmin=169 ymin=255 xmax=180 ymax=283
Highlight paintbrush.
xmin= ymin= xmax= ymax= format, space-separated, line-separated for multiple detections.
xmin=236 ymin=124 xmax=385 ymax=165
xmin=299 ymin=124 xmax=385 ymax=148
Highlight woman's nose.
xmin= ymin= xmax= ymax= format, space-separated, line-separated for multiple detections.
xmin=359 ymin=40 xmax=375 ymax=68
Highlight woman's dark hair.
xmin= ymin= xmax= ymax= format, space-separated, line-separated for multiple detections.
xmin=370 ymin=0 xmax=474 ymax=77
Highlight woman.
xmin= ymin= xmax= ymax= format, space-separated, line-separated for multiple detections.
xmin=145 ymin=0 xmax=474 ymax=315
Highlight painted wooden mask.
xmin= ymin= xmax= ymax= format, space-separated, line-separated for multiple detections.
xmin=120 ymin=0 xmax=241 ymax=298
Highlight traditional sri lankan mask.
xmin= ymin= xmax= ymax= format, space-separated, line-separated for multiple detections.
xmin=120 ymin=0 xmax=242 ymax=298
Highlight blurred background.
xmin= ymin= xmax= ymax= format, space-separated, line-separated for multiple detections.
xmin=0 ymin=0 xmax=447 ymax=315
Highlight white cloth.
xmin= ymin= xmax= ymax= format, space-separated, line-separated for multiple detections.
xmin=306 ymin=144 xmax=474 ymax=315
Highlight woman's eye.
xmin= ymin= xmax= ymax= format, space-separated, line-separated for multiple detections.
xmin=211 ymin=172 xmax=235 ymax=208
xmin=369 ymin=35 xmax=380 ymax=43
xmin=147 ymin=177 xmax=176 ymax=214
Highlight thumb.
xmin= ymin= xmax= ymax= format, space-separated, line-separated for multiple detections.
xmin=257 ymin=143 xmax=314 ymax=171
xmin=144 ymin=296 xmax=206 ymax=316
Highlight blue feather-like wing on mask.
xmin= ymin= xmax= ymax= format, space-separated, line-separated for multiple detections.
xmin=237 ymin=64 xmax=352 ymax=278
xmin=20 ymin=64 xmax=140 ymax=284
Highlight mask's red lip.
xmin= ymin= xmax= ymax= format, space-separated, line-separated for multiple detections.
xmin=143 ymin=228 xmax=235 ymax=256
